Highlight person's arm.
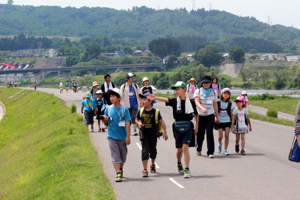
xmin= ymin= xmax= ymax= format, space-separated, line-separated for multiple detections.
xmin=194 ymin=96 xmax=207 ymax=113
xmin=213 ymin=101 xmax=220 ymax=124
xmin=159 ymin=119 xmax=168 ymax=141
xmin=194 ymin=114 xmax=199 ymax=135
xmin=247 ymin=115 xmax=252 ymax=131
xmin=218 ymin=89 xmax=221 ymax=98
xmin=148 ymin=94 xmax=169 ymax=103
xmin=94 ymin=106 xmax=97 ymax=116
xmin=231 ymin=113 xmax=235 ymax=133
xmin=151 ymin=85 xmax=157 ymax=91
xmin=126 ymin=121 xmax=131 ymax=145
xmin=81 ymin=105 xmax=84 ymax=114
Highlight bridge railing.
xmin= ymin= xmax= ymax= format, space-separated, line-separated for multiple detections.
xmin=8 ymin=86 xmax=32 ymax=102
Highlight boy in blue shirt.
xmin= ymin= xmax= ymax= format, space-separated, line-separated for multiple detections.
xmin=81 ymin=92 xmax=97 ymax=132
xmin=102 ymin=88 xmax=131 ymax=182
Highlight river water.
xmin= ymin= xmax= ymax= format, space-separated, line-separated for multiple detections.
xmin=156 ymin=89 xmax=300 ymax=97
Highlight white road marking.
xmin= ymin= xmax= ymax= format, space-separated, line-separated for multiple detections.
xmin=135 ymin=142 xmax=160 ymax=168
xmin=169 ymin=178 xmax=184 ymax=189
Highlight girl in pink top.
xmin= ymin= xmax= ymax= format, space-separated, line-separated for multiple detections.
xmin=242 ymin=91 xmax=249 ymax=109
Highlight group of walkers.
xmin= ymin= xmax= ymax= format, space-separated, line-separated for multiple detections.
xmin=6 ymin=80 xmax=19 ymax=87
xmin=80 ymin=72 xmax=252 ymax=182
xmin=59 ymin=79 xmax=78 ymax=93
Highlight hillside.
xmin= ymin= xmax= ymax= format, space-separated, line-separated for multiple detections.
xmin=0 ymin=4 xmax=299 ymax=51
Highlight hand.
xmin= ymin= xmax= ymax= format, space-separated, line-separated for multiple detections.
xmin=138 ymin=123 xmax=144 ymax=128
xmin=147 ymin=94 xmax=156 ymax=101
xmin=194 ymin=129 xmax=198 ymax=135
xmin=126 ymin=137 xmax=131 ymax=145
xmin=215 ymin=118 xmax=220 ymax=124
xmin=163 ymin=133 xmax=168 ymax=141
xmin=249 ymin=126 xmax=252 ymax=131
xmin=231 ymin=128 xmax=235 ymax=133
xmin=201 ymin=107 xmax=208 ymax=113
xmin=102 ymin=116 xmax=109 ymax=124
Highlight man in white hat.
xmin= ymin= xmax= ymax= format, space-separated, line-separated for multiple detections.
xmin=120 ymin=73 xmax=140 ymax=136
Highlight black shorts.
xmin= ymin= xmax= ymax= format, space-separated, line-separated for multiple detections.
xmin=216 ymin=122 xmax=231 ymax=130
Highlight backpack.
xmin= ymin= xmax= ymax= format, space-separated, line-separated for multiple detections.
xmin=90 ymin=88 xmax=100 ymax=95
xmin=122 ymin=83 xmax=138 ymax=94
xmin=107 ymin=105 xmax=126 ymax=125
xmin=233 ymin=108 xmax=248 ymax=133
xmin=217 ymin=101 xmax=232 ymax=121
xmin=142 ymin=86 xmax=153 ymax=94
xmin=139 ymin=108 xmax=163 ymax=138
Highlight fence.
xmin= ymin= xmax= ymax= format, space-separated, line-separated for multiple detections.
xmin=8 ymin=86 xmax=32 ymax=102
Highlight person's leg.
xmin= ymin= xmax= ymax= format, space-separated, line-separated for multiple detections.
xmin=113 ymin=163 xmax=121 ymax=173
xmin=241 ymin=133 xmax=245 ymax=149
xmin=141 ymin=138 xmax=150 ymax=169
xmin=196 ymin=116 xmax=206 ymax=153
xmin=218 ymin=128 xmax=223 ymax=146
xmin=177 ymin=148 xmax=183 ymax=162
xmin=235 ymin=134 xmax=240 ymax=145
xmin=182 ymin=144 xmax=190 ymax=168
xmin=224 ymin=127 xmax=230 ymax=150
xmin=206 ymin=116 xmax=215 ymax=155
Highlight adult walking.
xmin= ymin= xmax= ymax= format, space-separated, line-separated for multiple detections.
xmin=72 ymin=79 xmax=78 ymax=93
xmin=65 ymin=81 xmax=69 ymax=93
xmin=186 ymin=78 xmax=198 ymax=100
xmin=90 ymin=81 xmax=100 ymax=101
xmin=120 ymin=73 xmax=140 ymax=136
xmin=295 ymin=101 xmax=300 ymax=147
xmin=194 ymin=75 xmax=220 ymax=158
xmin=100 ymin=74 xmax=116 ymax=105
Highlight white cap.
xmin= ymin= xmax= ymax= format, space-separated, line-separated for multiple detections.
xmin=126 ymin=73 xmax=136 ymax=79
xmin=143 ymin=77 xmax=149 ymax=82
xmin=242 ymin=90 xmax=247 ymax=95
xmin=96 ymin=90 xmax=103 ymax=94
xmin=107 ymin=88 xmax=122 ymax=98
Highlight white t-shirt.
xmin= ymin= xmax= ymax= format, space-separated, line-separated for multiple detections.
xmin=234 ymin=108 xmax=248 ymax=128
xmin=194 ymin=87 xmax=218 ymax=116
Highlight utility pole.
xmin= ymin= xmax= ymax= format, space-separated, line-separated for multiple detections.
xmin=192 ymin=0 xmax=196 ymax=10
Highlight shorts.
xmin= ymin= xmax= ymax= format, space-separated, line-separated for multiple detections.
xmin=129 ymin=107 xmax=138 ymax=124
xmin=216 ymin=122 xmax=231 ymax=130
xmin=174 ymin=125 xmax=193 ymax=149
xmin=84 ymin=110 xmax=94 ymax=125
xmin=141 ymin=135 xmax=157 ymax=160
xmin=108 ymin=137 xmax=128 ymax=164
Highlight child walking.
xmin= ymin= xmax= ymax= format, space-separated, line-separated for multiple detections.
xmin=232 ymin=96 xmax=252 ymax=155
xmin=135 ymin=92 xmax=168 ymax=177
xmin=242 ymin=90 xmax=249 ymax=109
xmin=81 ymin=92 xmax=97 ymax=132
xmin=59 ymin=80 xmax=64 ymax=93
xmin=216 ymin=88 xmax=234 ymax=156
xmin=148 ymin=81 xmax=198 ymax=178
xmin=95 ymin=90 xmax=107 ymax=132
xmin=102 ymin=88 xmax=131 ymax=182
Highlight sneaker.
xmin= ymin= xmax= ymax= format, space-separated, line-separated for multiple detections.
xmin=177 ymin=163 xmax=184 ymax=175
xmin=218 ymin=143 xmax=222 ymax=153
xmin=115 ymin=173 xmax=122 ymax=182
xmin=196 ymin=151 xmax=201 ymax=156
xmin=241 ymin=149 xmax=246 ymax=155
xmin=150 ymin=164 xmax=156 ymax=173
xmin=208 ymin=154 xmax=214 ymax=158
xmin=102 ymin=128 xmax=105 ymax=132
xmin=142 ymin=169 xmax=148 ymax=177
xmin=133 ymin=131 xmax=138 ymax=136
xmin=98 ymin=128 xmax=101 ymax=132
xmin=91 ymin=127 xmax=94 ymax=132
xmin=235 ymin=144 xmax=240 ymax=153
xmin=184 ymin=169 xmax=191 ymax=178
xmin=119 ymin=169 xmax=123 ymax=178
xmin=224 ymin=150 xmax=229 ymax=156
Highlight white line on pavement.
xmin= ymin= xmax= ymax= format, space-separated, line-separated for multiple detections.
xmin=169 ymin=178 xmax=184 ymax=189
xmin=136 ymin=143 xmax=160 ymax=168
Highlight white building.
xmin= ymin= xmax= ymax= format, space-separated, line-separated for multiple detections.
xmin=266 ymin=54 xmax=278 ymax=60
xmin=286 ymin=54 xmax=300 ymax=61
xmin=48 ymin=49 xmax=57 ymax=57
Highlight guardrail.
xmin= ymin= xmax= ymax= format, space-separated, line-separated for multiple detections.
xmin=0 ymin=101 xmax=5 ymax=122
xmin=8 ymin=86 xmax=32 ymax=102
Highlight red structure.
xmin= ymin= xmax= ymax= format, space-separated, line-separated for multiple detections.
xmin=0 ymin=63 xmax=18 ymax=70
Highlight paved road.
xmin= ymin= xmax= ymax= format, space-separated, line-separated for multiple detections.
xmin=36 ymin=88 xmax=299 ymax=200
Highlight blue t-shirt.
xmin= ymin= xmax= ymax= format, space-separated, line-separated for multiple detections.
xmin=65 ymin=82 xmax=69 ymax=87
xmin=219 ymin=101 xmax=234 ymax=123
xmin=105 ymin=105 xmax=131 ymax=140
xmin=129 ymin=85 xmax=138 ymax=109
xmin=81 ymin=99 xmax=96 ymax=111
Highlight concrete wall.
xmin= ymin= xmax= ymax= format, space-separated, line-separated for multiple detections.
xmin=216 ymin=63 xmax=243 ymax=78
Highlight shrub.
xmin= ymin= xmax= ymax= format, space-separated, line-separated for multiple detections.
xmin=68 ymin=126 xmax=75 ymax=134
xmin=71 ymin=103 xmax=77 ymax=113
xmin=76 ymin=115 xmax=83 ymax=122
xmin=267 ymin=108 xmax=278 ymax=118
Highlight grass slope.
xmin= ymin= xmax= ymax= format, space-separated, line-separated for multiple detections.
xmin=0 ymin=88 xmax=115 ymax=199
xmin=251 ymin=99 xmax=300 ymax=115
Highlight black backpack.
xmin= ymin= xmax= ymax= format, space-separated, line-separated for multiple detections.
xmin=122 ymin=83 xmax=138 ymax=94
xmin=217 ymin=101 xmax=232 ymax=121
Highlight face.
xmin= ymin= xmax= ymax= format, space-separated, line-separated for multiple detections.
xmin=212 ymin=78 xmax=217 ymax=84
xmin=143 ymin=80 xmax=149 ymax=86
xmin=128 ymin=77 xmax=134 ymax=82
xmin=222 ymin=91 xmax=230 ymax=100
xmin=175 ymin=87 xmax=186 ymax=96
xmin=105 ymin=76 xmax=111 ymax=82
xmin=190 ymin=81 xmax=195 ymax=84
xmin=242 ymin=94 xmax=246 ymax=96
xmin=202 ymin=82 xmax=211 ymax=89
xmin=236 ymin=101 xmax=244 ymax=107
xmin=141 ymin=97 xmax=151 ymax=107
xmin=97 ymin=94 xmax=102 ymax=98
xmin=110 ymin=94 xmax=120 ymax=104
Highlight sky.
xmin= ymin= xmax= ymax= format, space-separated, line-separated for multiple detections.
xmin=3 ymin=0 xmax=299 ymax=29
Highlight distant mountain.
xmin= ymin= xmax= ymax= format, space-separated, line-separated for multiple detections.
xmin=0 ymin=4 xmax=299 ymax=52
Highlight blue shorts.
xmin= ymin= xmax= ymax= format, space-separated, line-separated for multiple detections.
xmin=174 ymin=125 xmax=193 ymax=149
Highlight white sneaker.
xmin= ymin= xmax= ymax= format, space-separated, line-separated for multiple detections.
xmin=133 ymin=131 xmax=138 ymax=136
xmin=208 ymin=154 xmax=214 ymax=158
xmin=224 ymin=150 xmax=229 ymax=156
xmin=196 ymin=151 xmax=201 ymax=156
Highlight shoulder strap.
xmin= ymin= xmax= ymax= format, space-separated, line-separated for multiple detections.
xmin=122 ymin=83 xmax=126 ymax=93
xmin=187 ymin=84 xmax=190 ymax=92
xmin=155 ymin=109 xmax=159 ymax=124
xmin=227 ymin=102 xmax=232 ymax=121
xmin=217 ymin=101 xmax=220 ymax=113
xmin=122 ymin=105 xmax=125 ymax=118
xmin=108 ymin=105 xmax=112 ymax=117
xmin=90 ymin=88 xmax=93 ymax=94
xmin=139 ymin=107 xmax=145 ymax=118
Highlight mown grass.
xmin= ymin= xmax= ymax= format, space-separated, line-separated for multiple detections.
xmin=0 ymin=88 xmax=115 ymax=200
xmin=249 ymin=111 xmax=294 ymax=127
xmin=250 ymin=98 xmax=300 ymax=115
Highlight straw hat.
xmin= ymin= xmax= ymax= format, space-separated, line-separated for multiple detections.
xmin=188 ymin=78 xmax=197 ymax=83
xmin=92 ymin=81 xmax=99 ymax=87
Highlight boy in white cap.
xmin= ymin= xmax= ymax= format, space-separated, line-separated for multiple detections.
xmin=140 ymin=77 xmax=157 ymax=94
xmin=102 ymin=88 xmax=131 ymax=182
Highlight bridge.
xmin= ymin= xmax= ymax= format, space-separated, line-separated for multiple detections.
xmin=0 ymin=63 xmax=163 ymax=83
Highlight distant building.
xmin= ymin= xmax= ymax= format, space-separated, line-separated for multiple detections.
xmin=48 ymin=49 xmax=57 ymax=57
xmin=187 ymin=54 xmax=194 ymax=61
xmin=266 ymin=53 xmax=278 ymax=60
xmin=99 ymin=49 xmax=125 ymax=57
xmin=163 ymin=56 xmax=169 ymax=64
xmin=245 ymin=54 xmax=257 ymax=60
xmin=286 ymin=53 xmax=300 ymax=61
xmin=133 ymin=50 xmax=142 ymax=56
xmin=259 ymin=55 xmax=268 ymax=61
xmin=142 ymin=50 xmax=152 ymax=56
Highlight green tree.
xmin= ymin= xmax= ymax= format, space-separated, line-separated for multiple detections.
xmin=240 ymin=68 xmax=248 ymax=86
xmin=171 ymin=71 xmax=182 ymax=83
xmin=260 ymin=70 xmax=271 ymax=85
xmin=119 ymin=57 xmax=133 ymax=64
xmin=156 ymin=73 xmax=170 ymax=89
xmin=65 ymin=56 xmax=80 ymax=66
xmin=228 ymin=45 xmax=245 ymax=63
xmin=194 ymin=45 xmax=222 ymax=68
xmin=7 ymin=0 xmax=13 ymax=5
xmin=249 ymin=49 xmax=257 ymax=54
xmin=81 ymin=42 xmax=101 ymax=62
xmin=165 ymin=55 xmax=178 ymax=70
xmin=190 ymin=64 xmax=209 ymax=81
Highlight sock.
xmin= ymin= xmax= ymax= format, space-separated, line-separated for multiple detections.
xmin=185 ymin=167 xmax=189 ymax=170
xmin=134 ymin=129 xmax=137 ymax=132
xmin=177 ymin=162 xmax=182 ymax=165
xmin=119 ymin=168 xmax=123 ymax=171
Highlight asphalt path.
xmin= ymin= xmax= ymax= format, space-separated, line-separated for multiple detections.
xmin=35 ymin=88 xmax=299 ymax=200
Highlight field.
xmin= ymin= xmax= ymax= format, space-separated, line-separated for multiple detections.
xmin=0 ymin=88 xmax=115 ymax=199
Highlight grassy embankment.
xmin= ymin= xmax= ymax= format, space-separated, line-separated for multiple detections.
xmin=0 ymin=88 xmax=115 ymax=199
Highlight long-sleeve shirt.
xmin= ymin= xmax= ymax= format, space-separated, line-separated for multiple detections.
xmin=295 ymin=101 xmax=300 ymax=136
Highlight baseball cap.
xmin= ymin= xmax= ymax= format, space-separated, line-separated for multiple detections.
xmin=86 ymin=92 xmax=91 ymax=98
xmin=107 ymin=88 xmax=122 ymax=98
xmin=242 ymin=90 xmax=247 ymax=95
xmin=221 ymin=88 xmax=231 ymax=95
xmin=234 ymin=96 xmax=244 ymax=102
xmin=96 ymin=90 xmax=103 ymax=94
xmin=126 ymin=73 xmax=136 ymax=79
xmin=143 ymin=77 xmax=149 ymax=82
xmin=139 ymin=92 xmax=151 ymax=98
xmin=171 ymin=81 xmax=187 ymax=90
